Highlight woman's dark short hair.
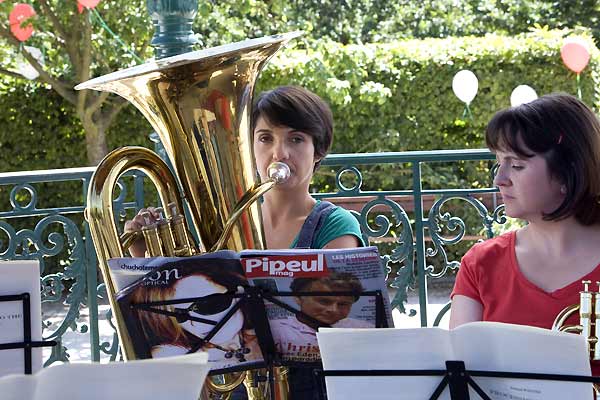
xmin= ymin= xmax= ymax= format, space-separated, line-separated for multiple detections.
xmin=290 ymin=272 xmax=364 ymax=302
xmin=486 ymin=92 xmax=600 ymax=225
xmin=252 ymin=86 xmax=333 ymax=170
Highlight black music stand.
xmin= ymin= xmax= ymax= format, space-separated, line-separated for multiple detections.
xmin=0 ymin=293 xmax=56 ymax=374
xmin=315 ymin=360 xmax=600 ymax=400
xmin=124 ymin=285 xmax=390 ymax=400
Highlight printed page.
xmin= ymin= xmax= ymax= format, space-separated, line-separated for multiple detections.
xmin=0 ymin=260 xmax=43 ymax=377
xmin=29 ymin=353 xmax=209 ymax=400
xmin=240 ymin=246 xmax=393 ymax=363
xmin=317 ymin=327 xmax=453 ymax=400
xmin=452 ymin=321 xmax=593 ymax=400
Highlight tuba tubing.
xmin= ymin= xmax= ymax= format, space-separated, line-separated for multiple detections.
xmin=87 ymin=146 xmax=192 ymax=359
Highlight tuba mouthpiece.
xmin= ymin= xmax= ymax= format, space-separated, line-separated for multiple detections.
xmin=267 ymin=162 xmax=290 ymax=184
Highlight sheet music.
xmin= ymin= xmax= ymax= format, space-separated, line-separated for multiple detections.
xmin=318 ymin=322 xmax=593 ymax=400
xmin=0 ymin=260 xmax=43 ymax=377
xmin=0 ymin=353 xmax=210 ymax=400
xmin=453 ymin=322 xmax=592 ymax=399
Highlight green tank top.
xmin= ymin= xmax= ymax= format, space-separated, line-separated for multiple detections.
xmin=289 ymin=200 xmax=366 ymax=249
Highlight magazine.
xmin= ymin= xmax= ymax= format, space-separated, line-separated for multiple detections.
xmin=115 ymin=252 xmax=265 ymax=372
xmin=317 ymin=322 xmax=593 ymax=400
xmin=112 ymin=246 xmax=392 ymax=372
xmin=0 ymin=353 xmax=209 ymax=400
xmin=240 ymin=246 xmax=393 ymax=363
xmin=0 ymin=260 xmax=43 ymax=377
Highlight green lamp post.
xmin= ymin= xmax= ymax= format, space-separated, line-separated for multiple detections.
xmin=146 ymin=0 xmax=198 ymax=59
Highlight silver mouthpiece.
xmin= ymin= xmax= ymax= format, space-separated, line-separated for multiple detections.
xmin=267 ymin=162 xmax=291 ymax=184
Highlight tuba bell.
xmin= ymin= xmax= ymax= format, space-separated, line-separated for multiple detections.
xmin=76 ymin=32 xmax=302 ymax=399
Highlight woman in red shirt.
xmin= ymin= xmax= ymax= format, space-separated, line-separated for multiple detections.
xmin=450 ymin=93 xmax=600 ymax=373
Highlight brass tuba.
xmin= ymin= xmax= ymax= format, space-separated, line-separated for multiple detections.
xmin=76 ymin=32 xmax=302 ymax=399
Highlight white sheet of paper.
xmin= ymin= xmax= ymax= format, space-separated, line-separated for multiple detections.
xmin=317 ymin=322 xmax=593 ymax=400
xmin=0 ymin=260 xmax=43 ymax=377
xmin=0 ymin=352 xmax=210 ymax=400
xmin=453 ymin=322 xmax=592 ymax=400
xmin=0 ymin=374 xmax=36 ymax=400
xmin=318 ymin=327 xmax=451 ymax=400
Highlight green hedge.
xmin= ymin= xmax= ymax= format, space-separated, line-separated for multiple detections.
xmin=0 ymin=83 xmax=152 ymax=174
xmin=259 ymin=29 xmax=598 ymax=154
xmin=257 ymin=29 xmax=599 ymax=192
xmin=0 ymin=29 xmax=597 ymax=183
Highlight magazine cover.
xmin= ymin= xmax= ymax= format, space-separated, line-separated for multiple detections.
xmin=114 ymin=253 xmax=265 ymax=372
xmin=108 ymin=250 xmax=239 ymax=291
xmin=240 ymin=246 xmax=393 ymax=363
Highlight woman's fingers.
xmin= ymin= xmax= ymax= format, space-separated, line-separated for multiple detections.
xmin=124 ymin=219 xmax=142 ymax=233
xmin=147 ymin=206 xmax=162 ymax=220
xmin=123 ymin=207 xmax=163 ymax=257
xmin=125 ymin=207 xmax=163 ymax=233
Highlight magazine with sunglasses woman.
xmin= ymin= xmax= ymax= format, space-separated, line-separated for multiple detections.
xmin=115 ymin=255 xmax=263 ymax=370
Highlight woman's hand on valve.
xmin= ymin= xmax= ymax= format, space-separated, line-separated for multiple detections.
xmin=124 ymin=207 xmax=162 ymax=257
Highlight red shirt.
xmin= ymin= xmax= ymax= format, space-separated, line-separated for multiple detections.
xmin=452 ymin=230 xmax=600 ymax=375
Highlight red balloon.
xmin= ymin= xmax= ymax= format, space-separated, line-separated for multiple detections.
xmin=561 ymin=39 xmax=590 ymax=74
xmin=9 ymin=4 xmax=36 ymax=42
xmin=77 ymin=0 xmax=100 ymax=9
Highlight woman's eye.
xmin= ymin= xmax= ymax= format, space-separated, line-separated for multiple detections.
xmin=291 ymin=136 xmax=304 ymax=144
xmin=258 ymin=135 xmax=272 ymax=143
xmin=511 ymin=165 xmax=524 ymax=170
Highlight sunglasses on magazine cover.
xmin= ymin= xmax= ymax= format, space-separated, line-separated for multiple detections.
xmin=173 ymin=293 xmax=235 ymax=317
xmin=132 ymin=292 xmax=237 ymax=325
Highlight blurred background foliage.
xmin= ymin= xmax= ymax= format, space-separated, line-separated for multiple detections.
xmin=192 ymin=0 xmax=600 ymax=45
xmin=1 ymin=0 xmax=599 ymax=172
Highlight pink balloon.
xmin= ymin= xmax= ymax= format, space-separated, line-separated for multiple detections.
xmin=561 ymin=39 xmax=590 ymax=74
xmin=77 ymin=0 xmax=100 ymax=9
xmin=9 ymin=4 xmax=36 ymax=42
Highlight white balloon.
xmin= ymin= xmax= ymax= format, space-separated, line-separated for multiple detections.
xmin=510 ymin=85 xmax=538 ymax=107
xmin=452 ymin=69 xmax=478 ymax=104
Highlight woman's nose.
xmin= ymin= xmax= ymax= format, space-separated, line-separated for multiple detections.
xmin=493 ymin=165 xmax=510 ymax=187
xmin=272 ymin=141 xmax=289 ymax=161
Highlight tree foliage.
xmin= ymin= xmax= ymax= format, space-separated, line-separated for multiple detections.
xmin=0 ymin=0 xmax=153 ymax=165
xmin=2 ymin=29 xmax=596 ymax=183
xmin=1 ymin=0 xmax=599 ymax=167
